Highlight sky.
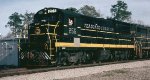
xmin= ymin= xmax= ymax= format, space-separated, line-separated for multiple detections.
xmin=0 ymin=0 xmax=150 ymax=36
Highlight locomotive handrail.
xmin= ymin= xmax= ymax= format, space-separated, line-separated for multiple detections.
xmin=30 ymin=33 xmax=45 ymax=35
xmin=30 ymin=33 xmax=57 ymax=36
xmin=44 ymin=21 xmax=60 ymax=60
xmin=45 ymin=24 xmax=58 ymax=27
xmin=46 ymin=33 xmax=57 ymax=35
xmin=80 ymin=35 xmax=131 ymax=41
xmin=54 ymin=21 xmax=60 ymax=35
xmin=54 ymin=21 xmax=60 ymax=53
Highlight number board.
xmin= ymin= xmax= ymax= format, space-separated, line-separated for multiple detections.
xmin=69 ymin=28 xmax=77 ymax=34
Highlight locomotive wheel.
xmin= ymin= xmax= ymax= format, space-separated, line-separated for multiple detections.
xmin=59 ymin=52 xmax=70 ymax=66
xmin=85 ymin=52 xmax=92 ymax=63
xmin=109 ymin=53 xmax=113 ymax=61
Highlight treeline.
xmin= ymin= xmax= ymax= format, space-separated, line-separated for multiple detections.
xmin=3 ymin=0 xmax=138 ymax=38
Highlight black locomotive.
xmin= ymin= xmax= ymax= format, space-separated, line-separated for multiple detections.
xmin=20 ymin=7 xmax=150 ymax=66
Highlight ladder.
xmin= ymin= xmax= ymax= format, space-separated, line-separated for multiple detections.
xmin=46 ymin=21 xmax=60 ymax=64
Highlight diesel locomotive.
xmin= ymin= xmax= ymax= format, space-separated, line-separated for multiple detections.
xmin=20 ymin=7 xmax=150 ymax=66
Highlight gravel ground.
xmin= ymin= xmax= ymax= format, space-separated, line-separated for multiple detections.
xmin=0 ymin=60 xmax=150 ymax=80
xmin=62 ymin=66 xmax=150 ymax=80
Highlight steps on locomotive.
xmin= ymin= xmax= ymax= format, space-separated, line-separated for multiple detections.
xmin=50 ymin=48 xmax=55 ymax=50
xmin=51 ymin=61 xmax=56 ymax=64
xmin=50 ymin=55 xmax=55 ymax=56
xmin=49 ymin=46 xmax=56 ymax=63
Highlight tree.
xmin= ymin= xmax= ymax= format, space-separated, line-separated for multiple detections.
xmin=3 ymin=32 xmax=14 ymax=39
xmin=65 ymin=7 xmax=79 ymax=13
xmin=136 ymin=20 xmax=144 ymax=25
xmin=110 ymin=0 xmax=132 ymax=22
xmin=20 ymin=12 xmax=34 ymax=38
xmin=79 ymin=5 xmax=100 ymax=17
xmin=5 ymin=12 xmax=22 ymax=37
xmin=5 ymin=12 xmax=34 ymax=38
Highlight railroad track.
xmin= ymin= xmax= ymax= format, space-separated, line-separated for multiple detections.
xmin=0 ymin=59 xmax=149 ymax=78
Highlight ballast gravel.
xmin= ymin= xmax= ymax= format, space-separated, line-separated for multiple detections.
xmin=1 ymin=60 xmax=150 ymax=80
xmin=62 ymin=66 xmax=150 ymax=80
